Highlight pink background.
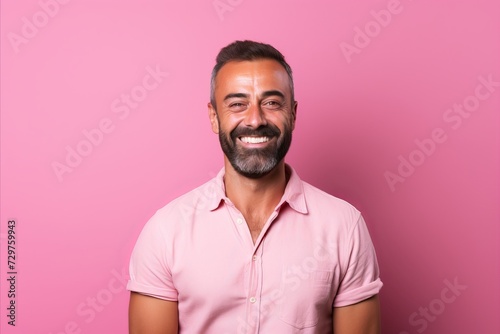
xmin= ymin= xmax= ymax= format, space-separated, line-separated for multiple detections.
xmin=1 ymin=0 xmax=499 ymax=333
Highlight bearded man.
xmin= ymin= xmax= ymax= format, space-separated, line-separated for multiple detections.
xmin=127 ymin=40 xmax=383 ymax=334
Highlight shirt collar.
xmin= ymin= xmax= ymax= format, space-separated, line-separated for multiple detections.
xmin=281 ymin=164 xmax=308 ymax=214
xmin=207 ymin=168 xmax=228 ymax=211
xmin=207 ymin=164 xmax=308 ymax=214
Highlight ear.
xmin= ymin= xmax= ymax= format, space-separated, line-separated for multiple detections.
xmin=291 ymin=100 xmax=298 ymax=130
xmin=208 ymin=102 xmax=219 ymax=134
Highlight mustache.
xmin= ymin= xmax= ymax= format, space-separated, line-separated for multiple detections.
xmin=230 ymin=125 xmax=281 ymax=141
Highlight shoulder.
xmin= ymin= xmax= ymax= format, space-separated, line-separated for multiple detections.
xmin=301 ymin=180 xmax=361 ymax=222
xmin=148 ymin=177 xmax=219 ymax=226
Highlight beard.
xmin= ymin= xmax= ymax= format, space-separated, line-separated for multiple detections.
xmin=218 ymin=120 xmax=293 ymax=179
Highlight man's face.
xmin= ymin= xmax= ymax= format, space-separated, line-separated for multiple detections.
xmin=208 ymin=59 xmax=297 ymax=178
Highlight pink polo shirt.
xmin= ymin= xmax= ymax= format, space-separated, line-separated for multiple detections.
xmin=127 ymin=165 xmax=382 ymax=333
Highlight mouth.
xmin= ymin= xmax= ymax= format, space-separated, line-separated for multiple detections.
xmin=239 ymin=136 xmax=271 ymax=144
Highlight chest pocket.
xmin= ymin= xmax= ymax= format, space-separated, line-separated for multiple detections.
xmin=279 ymin=270 xmax=333 ymax=329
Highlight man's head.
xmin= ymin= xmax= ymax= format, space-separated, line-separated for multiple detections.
xmin=210 ymin=40 xmax=295 ymax=109
xmin=208 ymin=40 xmax=297 ymax=179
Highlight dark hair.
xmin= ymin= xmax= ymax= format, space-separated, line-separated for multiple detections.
xmin=210 ymin=40 xmax=294 ymax=108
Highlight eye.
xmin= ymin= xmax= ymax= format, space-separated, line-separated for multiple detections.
xmin=228 ymin=102 xmax=247 ymax=112
xmin=263 ymin=100 xmax=282 ymax=109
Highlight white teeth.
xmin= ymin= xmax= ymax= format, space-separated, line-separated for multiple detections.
xmin=240 ymin=137 xmax=270 ymax=144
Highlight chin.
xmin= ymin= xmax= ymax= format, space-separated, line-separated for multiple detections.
xmin=231 ymin=158 xmax=281 ymax=179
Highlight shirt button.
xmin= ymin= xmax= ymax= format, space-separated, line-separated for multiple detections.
xmin=236 ymin=218 xmax=243 ymax=225
xmin=249 ymin=297 xmax=256 ymax=303
xmin=252 ymin=255 xmax=257 ymax=261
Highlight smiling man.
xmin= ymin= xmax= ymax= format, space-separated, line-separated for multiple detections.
xmin=127 ymin=40 xmax=383 ymax=334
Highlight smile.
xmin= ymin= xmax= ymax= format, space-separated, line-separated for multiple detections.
xmin=239 ymin=136 xmax=271 ymax=144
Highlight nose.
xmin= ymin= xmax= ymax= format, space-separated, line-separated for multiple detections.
xmin=243 ymin=103 xmax=267 ymax=129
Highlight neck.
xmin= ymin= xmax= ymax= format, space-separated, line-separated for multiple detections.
xmin=223 ymin=159 xmax=288 ymax=216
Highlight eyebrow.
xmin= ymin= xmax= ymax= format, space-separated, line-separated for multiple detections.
xmin=223 ymin=90 xmax=286 ymax=102
xmin=223 ymin=93 xmax=249 ymax=102
xmin=261 ymin=90 xmax=286 ymax=100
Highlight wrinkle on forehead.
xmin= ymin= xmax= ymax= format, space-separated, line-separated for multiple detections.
xmin=215 ymin=59 xmax=292 ymax=100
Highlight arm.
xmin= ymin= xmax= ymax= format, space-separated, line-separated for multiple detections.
xmin=129 ymin=292 xmax=179 ymax=334
xmin=333 ymin=294 xmax=381 ymax=334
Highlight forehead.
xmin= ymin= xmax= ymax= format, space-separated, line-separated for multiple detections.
xmin=214 ymin=59 xmax=291 ymax=96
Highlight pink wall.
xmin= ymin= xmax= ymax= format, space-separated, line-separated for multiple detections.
xmin=1 ymin=0 xmax=499 ymax=333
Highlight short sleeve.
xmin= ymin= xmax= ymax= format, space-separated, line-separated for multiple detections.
xmin=333 ymin=214 xmax=383 ymax=307
xmin=126 ymin=212 xmax=178 ymax=301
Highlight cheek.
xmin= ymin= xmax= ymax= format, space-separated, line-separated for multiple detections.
xmin=221 ymin=114 xmax=244 ymax=131
xmin=213 ymin=111 xmax=239 ymax=134
xmin=275 ymin=114 xmax=294 ymax=132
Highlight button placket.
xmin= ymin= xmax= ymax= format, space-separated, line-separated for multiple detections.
xmin=246 ymin=245 xmax=263 ymax=333
xmin=248 ymin=254 xmax=258 ymax=303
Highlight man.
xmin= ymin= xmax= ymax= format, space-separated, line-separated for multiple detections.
xmin=127 ymin=40 xmax=383 ymax=333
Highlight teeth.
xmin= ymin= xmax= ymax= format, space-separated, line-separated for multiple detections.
xmin=240 ymin=137 xmax=270 ymax=144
